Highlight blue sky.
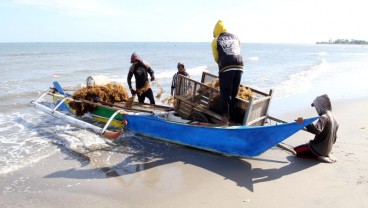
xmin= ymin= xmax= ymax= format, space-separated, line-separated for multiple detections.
xmin=0 ymin=0 xmax=367 ymax=43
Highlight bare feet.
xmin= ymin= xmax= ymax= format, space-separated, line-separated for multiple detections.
xmin=318 ymin=154 xmax=337 ymax=163
xmin=328 ymin=153 xmax=337 ymax=162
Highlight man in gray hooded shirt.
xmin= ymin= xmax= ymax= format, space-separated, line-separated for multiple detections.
xmin=295 ymin=94 xmax=339 ymax=163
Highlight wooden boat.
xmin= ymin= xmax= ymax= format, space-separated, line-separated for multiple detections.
xmin=122 ymin=113 xmax=317 ymax=157
xmin=31 ymin=75 xmax=318 ymax=157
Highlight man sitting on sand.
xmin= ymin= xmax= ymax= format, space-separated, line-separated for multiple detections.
xmin=295 ymin=94 xmax=339 ymax=163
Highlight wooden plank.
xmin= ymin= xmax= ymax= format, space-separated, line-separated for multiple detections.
xmin=201 ymin=71 xmax=218 ymax=83
xmin=246 ymin=116 xmax=267 ymax=126
xmin=247 ymin=94 xmax=272 ymax=126
xmin=242 ymin=96 xmax=254 ymax=125
xmin=276 ymin=143 xmax=296 ymax=155
xmin=176 ymin=95 xmax=223 ymax=121
xmin=267 ymin=116 xmax=308 ymax=133
xmin=267 ymin=115 xmax=287 ymax=123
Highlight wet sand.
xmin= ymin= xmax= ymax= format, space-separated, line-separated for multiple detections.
xmin=1 ymin=97 xmax=367 ymax=208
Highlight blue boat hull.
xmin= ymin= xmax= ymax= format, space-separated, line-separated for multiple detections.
xmin=124 ymin=114 xmax=318 ymax=157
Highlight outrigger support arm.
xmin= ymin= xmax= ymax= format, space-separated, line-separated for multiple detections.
xmin=31 ymin=93 xmax=124 ymax=140
xmin=101 ymin=110 xmax=126 ymax=140
xmin=52 ymin=97 xmax=69 ymax=113
xmin=102 ymin=129 xmax=123 ymax=140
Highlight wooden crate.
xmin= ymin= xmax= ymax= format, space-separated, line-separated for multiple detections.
xmin=175 ymin=72 xmax=272 ymax=126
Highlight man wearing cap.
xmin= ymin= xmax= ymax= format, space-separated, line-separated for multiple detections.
xmin=212 ymin=20 xmax=244 ymax=125
xmin=171 ymin=62 xmax=190 ymax=96
xmin=127 ymin=52 xmax=156 ymax=104
xmin=295 ymin=94 xmax=339 ymax=163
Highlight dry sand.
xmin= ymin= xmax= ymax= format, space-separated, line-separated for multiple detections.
xmin=1 ymin=97 xmax=367 ymax=208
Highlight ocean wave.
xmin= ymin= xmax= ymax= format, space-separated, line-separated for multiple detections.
xmin=4 ymin=51 xmax=64 ymax=57
xmin=0 ymin=90 xmax=42 ymax=101
xmin=273 ymin=59 xmax=330 ymax=98
xmin=248 ymin=56 xmax=260 ymax=61
xmin=0 ymin=111 xmax=115 ymax=175
xmin=0 ymin=112 xmax=56 ymax=175
xmin=0 ymin=77 xmax=52 ymax=91
xmin=155 ymin=65 xmax=209 ymax=79
xmin=108 ymin=65 xmax=209 ymax=85
xmin=316 ymin=52 xmax=327 ymax=56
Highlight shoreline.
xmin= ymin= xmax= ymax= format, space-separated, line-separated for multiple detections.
xmin=1 ymin=97 xmax=367 ymax=208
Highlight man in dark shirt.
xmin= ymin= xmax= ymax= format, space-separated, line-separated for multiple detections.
xmin=212 ymin=20 xmax=244 ymax=125
xmin=127 ymin=52 xmax=155 ymax=104
xmin=295 ymin=94 xmax=339 ymax=163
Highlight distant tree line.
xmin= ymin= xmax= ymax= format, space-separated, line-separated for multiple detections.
xmin=316 ymin=39 xmax=368 ymax=45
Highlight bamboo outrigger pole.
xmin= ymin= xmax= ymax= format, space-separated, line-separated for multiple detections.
xmin=31 ymin=92 xmax=124 ymax=140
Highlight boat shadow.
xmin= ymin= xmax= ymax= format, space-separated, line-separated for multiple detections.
xmin=44 ymin=133 xmax=319 ymax=192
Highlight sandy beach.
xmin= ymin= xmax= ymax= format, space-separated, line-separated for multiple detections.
xmin=1 ymin=97 xmax=367 ymax=208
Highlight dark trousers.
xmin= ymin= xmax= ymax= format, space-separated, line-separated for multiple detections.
xmin=294 ymin=143 xmax=319 ymax=160
xmin=138 ymin=88 xmax=155 ymax=104
xmin=219 ymin=70 xmax=243 ymax=117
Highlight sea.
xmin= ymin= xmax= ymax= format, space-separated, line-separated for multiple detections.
xmin=1 ymin=42 xmax=368 ymax=175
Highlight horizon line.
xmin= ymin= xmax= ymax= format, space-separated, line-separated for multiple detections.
xmin=0 ymin=41 xmax=317 ymax=44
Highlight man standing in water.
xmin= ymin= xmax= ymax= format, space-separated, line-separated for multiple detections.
xmin=212 ymin=20 xmax=244 ymax=125
xmin=127 ymin=52 xmax=156 ymax=104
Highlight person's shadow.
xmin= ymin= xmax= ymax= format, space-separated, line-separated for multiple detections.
xmin=250 ymin=154 xmax=319 ymax=184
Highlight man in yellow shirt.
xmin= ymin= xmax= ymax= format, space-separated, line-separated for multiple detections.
xmin=212 ymin=20 xmax=244 ymax=125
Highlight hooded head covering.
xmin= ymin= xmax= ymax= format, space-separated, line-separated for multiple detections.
xmin=311 ymin=94 xmax=332 ymax=116
xmin=177 ymin=62 xmax=185 ymax=69
xmin=213 ymin=20 xmax=227 ymax=38
xmin=131 ymin=52 xmax=142 ymax=63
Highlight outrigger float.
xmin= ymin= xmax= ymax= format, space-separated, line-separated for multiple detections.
xmin=31 ymin=72 xmax=317 ymax=157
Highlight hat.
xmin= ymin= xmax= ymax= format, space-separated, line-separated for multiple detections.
xmin=177 ymin=62 xmax=185 ymax=68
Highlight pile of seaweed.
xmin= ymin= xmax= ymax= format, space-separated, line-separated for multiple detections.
xmin=69 ymin=83 xmax=129 ymax=116
xmin=204 ymin=78 xmax=255 ymax=101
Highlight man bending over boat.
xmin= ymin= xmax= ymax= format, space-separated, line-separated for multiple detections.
xmin=127 ymin=52 xmax=156 ymax=104
xmin=295 ymin=94 xmax=339 ymax=163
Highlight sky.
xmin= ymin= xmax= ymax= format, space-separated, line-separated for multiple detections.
xmin=0 ymin=0 xmax=367 ymax=43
